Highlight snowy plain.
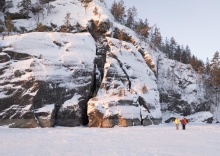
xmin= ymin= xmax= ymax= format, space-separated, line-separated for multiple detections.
xmin=0 ymin=123 xmax=220 ymax=156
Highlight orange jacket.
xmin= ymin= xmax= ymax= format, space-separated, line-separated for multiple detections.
xmin=181 ymin=118 xmax=187 ymax=125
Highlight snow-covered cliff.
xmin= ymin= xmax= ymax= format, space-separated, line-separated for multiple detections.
xmin=0 ymin=32 xmax=96 ymax=127
xmin=0 ymin=0 xmax=212 ymax=127
xmin=144 ymin=47 xmax=208 ymax=112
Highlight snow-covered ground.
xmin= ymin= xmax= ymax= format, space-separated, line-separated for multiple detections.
xmin=0 ymin=123 xmax=219 ymax=156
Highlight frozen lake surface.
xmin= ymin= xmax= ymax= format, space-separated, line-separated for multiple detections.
xmin=0 ymin=123 xmax=220 ymax=156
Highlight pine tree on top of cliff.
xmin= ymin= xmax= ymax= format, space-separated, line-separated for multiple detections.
xmin=181 ymin=46 xmax=187 ymax=64
xmin=190 ymin=55 xmax=202 ymax=72
xmin=174 ymin=45 xmax=182 ymax=62
xmin=185 ymin=45 xmax=191 ymax=62
xmin=162 ymin=38 xmax=170 ymax=56
xmin=161 ymin=37 xmax=194 ymax=65
xmin=211 ymin=51 xmax=220 ymax=67
xmin=135 ymin=18 xmax=150 ymax=40
xmin=197 ymin=66 xmax=204 ymax=75
xmin=111 ymin=0 xmax=125 ymax=24
xmin=169 ymin=37 xmax=177 ymax=59
xmin=208 ymin=51 xmax=220 ymax=109
xmin=151 ymin=27 xmax=162 ymax=50
xmin=125 ymin=6 xmax=137 ymax=29
xmin=210 ymin=51 xmax=220 ymax=86
xmin=205 ymin=58 xmax=211 ymax=75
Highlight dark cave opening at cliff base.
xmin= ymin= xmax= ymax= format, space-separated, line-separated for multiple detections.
xmin=79 ymin=99 xmax=89 ymax=126
xmin=80 ymin=70 xmax=98 ymax=126
xmin=53 ymin=104 xmax=61 ymax=126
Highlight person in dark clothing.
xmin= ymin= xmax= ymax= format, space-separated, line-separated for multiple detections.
xmin=181 ymin=117 xmax=187 ymax=130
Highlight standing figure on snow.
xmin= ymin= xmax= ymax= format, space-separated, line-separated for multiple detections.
xmin=181 ymin=117 xmax=187 ymax=130
xmin=174 ymin=117 xmax=180 ymax=130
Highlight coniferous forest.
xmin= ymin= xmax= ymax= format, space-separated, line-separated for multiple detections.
xmin=110 ymin=0 xmax=220 ymax=109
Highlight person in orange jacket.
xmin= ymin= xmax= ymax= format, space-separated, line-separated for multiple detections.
xmin=174 ymin=117 xmax=180 ymax=130
xmin=181 ymin=117 xmax=187 ymax=130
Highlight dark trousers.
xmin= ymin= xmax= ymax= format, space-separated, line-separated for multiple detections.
xmin=182 ymin=124 xmax=186 ymax=130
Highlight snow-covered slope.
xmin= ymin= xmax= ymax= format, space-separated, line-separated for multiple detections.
xmin=2 ymin=0 xmax=114 ymax=33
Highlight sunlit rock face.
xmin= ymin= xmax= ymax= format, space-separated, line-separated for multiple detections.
xmin=87 ymin=38 xmax=162 ymax=128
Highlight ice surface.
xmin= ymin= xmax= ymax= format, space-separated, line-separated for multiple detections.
xmin=0 ymin=123 xmax=219 ymax=156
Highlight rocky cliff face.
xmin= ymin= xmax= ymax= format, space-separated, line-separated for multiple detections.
xmin=87 ymin=37 xmax=161 ymax=127
xmin=0 ymin=0 xmax=211 ymax=128
xmin=0 ymin=32 xmax=96 ymax=127
xmin=145 ymin=49 xmax=209 ymax=115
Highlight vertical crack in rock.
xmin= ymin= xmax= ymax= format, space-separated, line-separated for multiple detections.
xmin=86 ymin=19 xmax=111 ymax=95
xmin=92 ymin=38 xmax=108 ymax=96
xmin=85 ymin=37 xmax=109 ymax=125
xmin=86 ymin=20 xmax=113 ymax=125
xmin=79 ymin=98 xmax=89 ymax=126
xmin=110 ymin=53 xmax=131 ymax=90
xmin=77 ymin=63 xmax=99 ymax=126
xmin=140 ymin=108 xmax=143 ymax=125
xmin=138 ymin=96 xmax=150 ymax=125
xmin=53 ymin=104 xmax=60 ymax=126
xmin=138 ymin=96 xmax=150 ymax=113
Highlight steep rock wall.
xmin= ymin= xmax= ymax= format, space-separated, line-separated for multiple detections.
xmin=87 ymin=37 xmax=161 ymax=127
xmin=141 ymin=48 xmax=208 ymax=116
xmin=0 ymin=32 xmax=96 ymax=127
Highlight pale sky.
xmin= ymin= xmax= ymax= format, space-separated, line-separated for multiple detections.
xmin=106 ymin=0 xmax=220 ymax=62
